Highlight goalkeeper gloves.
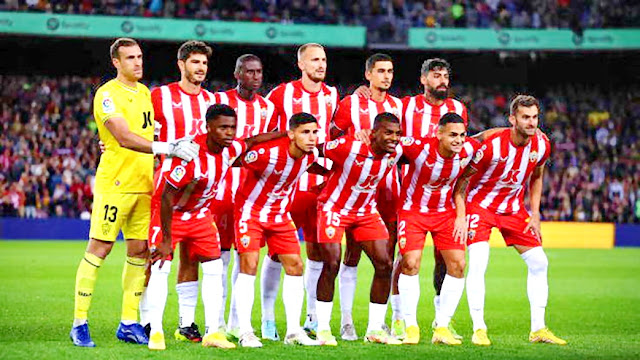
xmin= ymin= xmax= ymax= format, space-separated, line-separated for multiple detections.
xmin=152 ymin=136 xmax=200 ymax=162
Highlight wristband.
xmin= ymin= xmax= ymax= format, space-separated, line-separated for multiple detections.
xmin=152 ymin=141 xmax=170 ymax=155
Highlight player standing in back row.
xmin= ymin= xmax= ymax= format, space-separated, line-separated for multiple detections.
xmin=265 ymin=43 xmax=339 ymax=337
xmin=452 ymin=95 xmax=566 ymax=346
xmin=70 ymin=38 xmax=198 ymax=347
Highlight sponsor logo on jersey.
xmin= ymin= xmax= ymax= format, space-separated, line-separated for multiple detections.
xmin=529 ymin=151 xmax=538 ymax=162
xmin=245 ymin=151 xmax=258 ymax=164
xmin=401 ymin=137 xmax=415 ymax=146
xmin=172 ymin=101 xmax=182 ymax=108
xmin=170 ymin=166 xmax=186 ymax=182
xmin=102 ymin=97 xmax=115 ymax=114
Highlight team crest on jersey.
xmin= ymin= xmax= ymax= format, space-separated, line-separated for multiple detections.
xmin=529 ymin=151 xmax=538 ymax=163
xmin=240 ymin=235 xmax=250 ymax=248
xmin=325 ymin=94 xmax=333 ymax=106
xmin=473 ymin=149 xmax=484 ymax=164
xmin=326 ymin=139 xmax=340 ymax=150
xmin=401 ymin=137 xmax=415 ymax=146
xmin=102 ymin=97 xmax=115 ymax=114
xmin=399 ymin=236 xmax=407 ymax=249
xmin=170 ymin=166 xmax=186 ymax=182
xmin=258 ymin=148 xmax=265 ymax=155
xmin=245 ymin=151 xmax=258 ymax=163
xmin=325 ymin=226 xmax=336 ymax=239
xmin=102 ymin=223 xmax=111 ymax=236
xmin=260 ymin=108 xmax=268 ymax=120
xmin=468 ymin=229 xmax=476 ymax=241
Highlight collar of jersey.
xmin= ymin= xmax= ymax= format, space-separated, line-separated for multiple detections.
xmin=115 ymin=79 xmax=139 ymax=93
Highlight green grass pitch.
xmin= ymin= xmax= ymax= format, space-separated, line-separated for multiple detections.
xmin=0 ymin=241 xmax=639 ymax=359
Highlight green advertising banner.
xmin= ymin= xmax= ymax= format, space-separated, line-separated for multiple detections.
xmin=409 ymin=28 xmax=640 ymax=50
xmin=0 ymin=12 xmax=366 ymax=47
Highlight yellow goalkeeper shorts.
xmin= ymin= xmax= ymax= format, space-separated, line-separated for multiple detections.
xmin=89 ymin=192 xmax=151 ymax=242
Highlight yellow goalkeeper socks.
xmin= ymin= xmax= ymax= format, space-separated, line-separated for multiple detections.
xmin=121 ymin=256 xmax=147 ymax=322
xmin=74 ymin=252 xmax=104 ymax=321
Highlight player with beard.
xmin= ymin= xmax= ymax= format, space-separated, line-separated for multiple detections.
xmin=264 ymin=43 xmax=339 ymax=338
xmin=211 ymin=54 xmax=277 ymax=339
xmin=452 ymin=95 xmax=566 ymax=346
xmin=140 ymin=40 xmax=216 ymax=345
xmin=329 ymin=53 xmax=403 ymax=341
xmin=402 ymin=58 xmax=468 ymax=339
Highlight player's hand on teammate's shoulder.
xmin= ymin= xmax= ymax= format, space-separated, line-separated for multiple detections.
xmin=167 ymin=136 xmax=199 ymax=162
xmin=354 ymin=129 xmax=372 ymax=145
xmin=353 ymin=85 xmax=371 ymax=99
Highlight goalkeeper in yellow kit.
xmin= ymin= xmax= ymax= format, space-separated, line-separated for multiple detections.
xmin=70 ymin=38 xmax=199 ymax=347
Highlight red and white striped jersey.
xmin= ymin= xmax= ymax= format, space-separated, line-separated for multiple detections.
xmin=151 ymin=82 xmax=215 ymax=142
xmin=235 ymin=137 xmax=319 ymax=223
xmin=267 ymin=80 xmax=339 ymax=191
xmin=467 ymin=129 xmax=551 ymax=215
xmin=212 ymin=89 xmax=277 ymax=200
xmin=164 ymin=135 xmax=246 ymax=216
xmin=400 ymin=136 xmax=479 ymax=213
xmin=402 ymin=95 xmax=468 ymax=138
xmin=318 ymin=136 xmax=403 ymax=216
xmin=332 ymin=94 xmax=403 ymax=136
xmin=150 ymin=83 xmax=216 ymax=206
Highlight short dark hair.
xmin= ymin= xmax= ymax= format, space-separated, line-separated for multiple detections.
xmin=510 ymin=95 xmax=540 ymax=115
xmin=234 ymin=54 xmax=262 ymax=74
xmin=373 ymin=112 xmax=400 ymax=130
xmin=177 ymin=40 xmax=213 ymax=61
xmin=365 ymin=53 xmax=393 ymax=72
xmin=206 ymin=104 xmax=237 ymax=123
xmin=420 ymin=58 xmax=451 ymax=76
xmin=110 ymin=38 xmax=138 ymax=59
xmin=439 ymin=112 xmax=465 ymax=126
xmin=289 ymin=112 xmax=318 ymax=130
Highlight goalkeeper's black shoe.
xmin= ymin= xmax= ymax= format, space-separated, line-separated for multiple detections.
xmin=174 ymin=323 xmax=203 ymax=343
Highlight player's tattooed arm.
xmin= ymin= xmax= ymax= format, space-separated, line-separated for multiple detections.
xmin=154 ymin=183 xmax=178 ymax=266
xmin=452 ymin=165 xmax=477 ymax=244
xmin=245 ymin=131 xmax=287 ymax=149
xmin=307 ymin=162 xmax=329 ymax=176
xmin=524 ymin=164 xmax=545 ymax=240
xmin=472 ymin=127 xmax=507 ymax=142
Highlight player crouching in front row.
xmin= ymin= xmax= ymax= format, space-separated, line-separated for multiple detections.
xmin=146 ymin=104 xmax=285 ymax=350
xmin=396 ymin=113 xmax=479 ymax=345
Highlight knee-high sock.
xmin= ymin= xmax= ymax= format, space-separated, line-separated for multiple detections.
xmin=398 ymin=273 xmax=420 ymax=327
xmin=139 ymin=289 xmax=150 ymax=327
xmin=148 ymin=261 xmax=172 ymax=332
xmin=227 ymin=251 xmax=240 ymax=330
xmin=338 ymin=263 xmax=358 ymax=326
xmin=121 ymin=256 xmax=147 ymax=322
xmin=219 ymin=251 xmax=231 ymax=327
xmin=260 ymin=255 xmax=282 ymax=322
xmin=73 ymin=252 xmax=104 ymax=324
xmin=176 ymin=280 xmax=198 ymax=328
xmin=283 ymin=274 xmax=304 ymax=335
xmin=201 ymin=259 xmax=224 ymax=335
xmin=304 ymin=259 xmax=323 ymax=318
xmin=466 ymin=242 xmax=490 ymax=331
xmin=316 ymin=300 xmax=333 ymax=332
xmin=233 ymin=273 xmax=256 ymax=335
xmin=435 ymin=275 xmax=465 ymax=328
xmin=521 ymin=247 xmax=548 ymax=332
xmin=366 ymin=302 xmax=388 ymax=333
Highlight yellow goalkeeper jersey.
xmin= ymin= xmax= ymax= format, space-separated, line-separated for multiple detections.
xmin=93 ymin=79 xmax=154 ymax=193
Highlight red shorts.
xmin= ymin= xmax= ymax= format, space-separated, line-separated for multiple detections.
xmin=234 ymin=214 xmax=301 ymax=256
xmin=290 ymin=190 xmax=319 ymax=243
xmin=169 ymin=210 xmax=221 ymax=261
xmin=376 ymin=187 xmax=398 ymax=224
xmin=466 ymin=203 xmax=541 ymax=248
xmin=397 ymin=210 xmax=463 ymax=254
xmin=317 ymin=207 xmax=389 ymax=244
xmin=210 ymin=197 xmax=235 ymax=250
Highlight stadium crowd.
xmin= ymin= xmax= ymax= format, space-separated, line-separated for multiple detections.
xmin=3 ymin=0 xmax=638 ymax=29
xmin=0 ymin=74 xmax=638 ymax=223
